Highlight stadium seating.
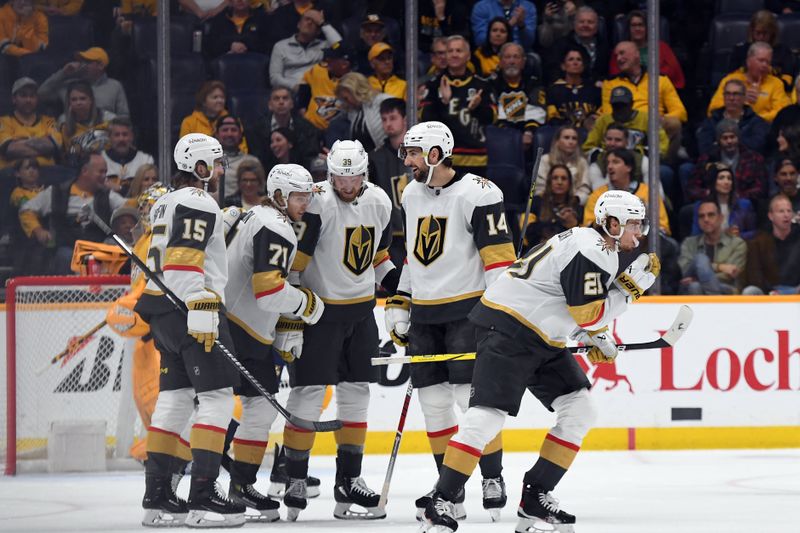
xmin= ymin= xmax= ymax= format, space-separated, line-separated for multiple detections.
xmin=210 ymin=53 xmax=269 ymax=96
xmin=486 ymin=126 xmax=527 ymax=210
xmin=715 ymin=0 xmax=764 ymax=14
xmin=708 ymin=13 xmax=751 ymax=87
xmin=778 ymin=13 xmax=800 ymax=52
xmin=229 ymin=93 xmax=270 ymax=125
xmin=47 ymin=16 xmax=94 ymax=55
xmin=131 ymin=16 xmax=195 ymax=60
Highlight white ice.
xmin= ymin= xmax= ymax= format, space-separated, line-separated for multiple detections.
xmin=0 ymin=449 xmax=798 ymax=533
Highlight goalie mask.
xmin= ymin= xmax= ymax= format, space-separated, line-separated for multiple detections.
xmin=398 ymin=121 xmax=454 ymax=185
xmin=594 ymin=190 xmax=649 ymax=247
xmin=327 ymin=139 xmax=368 ymax=201
xmin=267 ymin=164 xmax=314 ymax=219
xmin=136 ymin=182 xmax=171 ymax=230
xmin=173 ymin=133 xmax=225 ymax=185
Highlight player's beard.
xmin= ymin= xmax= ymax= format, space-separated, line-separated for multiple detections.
xmin=411 ymin=164 xmax=429 ymax=183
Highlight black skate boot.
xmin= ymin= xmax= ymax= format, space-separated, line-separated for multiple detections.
xmin=416 ymin=486 xmax=466 ymax=522
xmin=423 ymin=491 xmax=459 ymax=533
xmin=268 ymin=445 xmax=321 ymax=499
xmin=185 ymin=477 xmax=245 ymax=528
xmin=333 ymin=475 xmax=386 ymax=519
xmin=142 ymin=474 xmax=188 ymax=527
xmin=228 ymin=481 xmax=280 ymax=522
xmin=482 ymin=475 xmax=507 ymax=521
xmin=283 ymin=477 xmax=307 ymax=522
xmin=515 ymin=483 xmax=576 ymax=533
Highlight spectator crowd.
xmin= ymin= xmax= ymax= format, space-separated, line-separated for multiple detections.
xmin=2 ymin=0 xmax=800 ymax=297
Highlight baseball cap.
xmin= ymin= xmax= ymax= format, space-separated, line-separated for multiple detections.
xmin=111 ymin=205 xmax=139 ymax=225
xmin=309 ymin=157 xmax=327 ymax=175
xmin=11 ymin=77 xmax=37 ymax=95
xmin=609 ymin=86 xmax=633 ymax=105
xmin=76 ymin=47 xmax=109 ymax=67
xmin=368 ymin=42 xmax=393 ymax=61
xmin=324 ymin=44 xmax=353 ymax=61
xmin=361 ymin=13 xmax=385 ymax=27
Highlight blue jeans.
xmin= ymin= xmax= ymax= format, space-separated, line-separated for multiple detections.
xmin=680 ymin=254 xmax=736 ymax=295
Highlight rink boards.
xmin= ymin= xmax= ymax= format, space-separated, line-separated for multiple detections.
xmin=2 ymin=296 xmax=799 ymax=454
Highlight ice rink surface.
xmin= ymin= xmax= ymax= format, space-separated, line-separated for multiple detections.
xmin=0 ymin=449 xmax=798 ymax=533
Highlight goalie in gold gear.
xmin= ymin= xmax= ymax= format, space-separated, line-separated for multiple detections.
xmin=422 ymin=190 xmax=660 ymax=533
xmin=105 ymin=182 xmax=170 ymax=462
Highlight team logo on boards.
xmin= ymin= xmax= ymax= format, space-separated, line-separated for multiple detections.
xmin=414 ymin=215 xmax=447 ymax=266
xmin=343 ymin=225 xmax=375 ymax=275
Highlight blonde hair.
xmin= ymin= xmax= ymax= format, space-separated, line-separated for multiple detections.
xmin=336 ymin=72 xmax=379 ymax=106
xmin=127 ymin=163 xmax=158 ymax=199
xmin=236 ymin=159 xmax=266 ymax=190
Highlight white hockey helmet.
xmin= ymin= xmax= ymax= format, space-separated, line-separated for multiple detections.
xmin=267 ymin=163 xmax=314 ymax=209
xmin=594 ymin=190 xmax=649 ymax=240
xmin=398 ymin=121 xmax=454 ymax=185
xmin=173 ymin=133 xmax=224 ymax=181
xmin=327 ymin=139 xmax=369 ymax=183
xmin=221 ymin=206 xmax=244 ymax=241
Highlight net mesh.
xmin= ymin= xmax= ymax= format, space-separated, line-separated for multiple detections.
xmin=1 ymin=279 xmax=130 ymax=473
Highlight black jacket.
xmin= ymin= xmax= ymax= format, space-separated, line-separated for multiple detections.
xmin=245 ymin=111 xmax=321 ymax=170
xmin=204 ymin=8 xmax=269 ymax=58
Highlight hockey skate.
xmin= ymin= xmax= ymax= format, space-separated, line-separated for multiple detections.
xmin=422 ymin=491 xmax=459 ymax=533
xmin=142 ymin=475 xmax=188 ymax=528
xmin=415 ymin=487 xmax=466 ymax=522
xmin=267 ymin=445 xmax=321 ymax=499
xmin=228 ymin=481 xmax=280 ymax=522
xmin=333 ymin=475 xmax=386 ymax=519
xmin=184 ymin=477 xmax=245 ymax=528
xmin=482 ymin=476 xmax=507 ymax=522
xmin=283 ymin=477 xmax=308 ymax=521
xmin=515 ymin=483 xmax=576 ymax=533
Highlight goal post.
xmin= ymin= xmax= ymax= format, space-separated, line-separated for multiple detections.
xmin=3 ymin=275 xmax=137 ymax=475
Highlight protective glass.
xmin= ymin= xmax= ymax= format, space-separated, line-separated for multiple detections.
xmin=625 ymin=218 xmax=650 ymax=236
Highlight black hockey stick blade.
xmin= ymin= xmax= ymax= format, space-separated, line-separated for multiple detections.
xmin=570 ymin=305 xmax=693 ymax=353
xmin=289 ymin=416 xmax=344 ymax=433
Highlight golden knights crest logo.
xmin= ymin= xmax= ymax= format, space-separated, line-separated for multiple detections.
xmin=414 ymin=215 xmax=447 ymax=266
xmin=390 ymin=173 xmax=408 ymax=209
xmin=343 ymin=225 xmax=375 ymax=275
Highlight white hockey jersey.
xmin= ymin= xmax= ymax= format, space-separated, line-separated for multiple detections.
xmin=292 ymin=181 xmax=394 ymax=320
xmin=225 ymin=204 xmax=305 ymax=344
xmin=135 ymin=186 xmax=227 ymax=317
xmin=398 ymin=171 xmax=516 ymax=324
xmin=471 ymin=226 xmax=628 ymax=347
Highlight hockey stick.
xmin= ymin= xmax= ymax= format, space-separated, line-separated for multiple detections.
xmin=84 ymin=207 xmax=342 ymax=433
xmin=372 ymin=305 xmax=693 ymax=365
xmin=35 ymin=319 xmax=107 ymax=375
xmin=378 ymin=380 xmax=413 ymax=509
xmin=516 ymin=146 xmax=544 ymax=256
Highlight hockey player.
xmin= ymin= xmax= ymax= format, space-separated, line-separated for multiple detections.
xmin=389 ymin=120 xmax=516 ymax=521
xmin=223 ymin=164 xmax=324 ymax=522
xmin=423 ymin=190 xmax=660 ymax=533
xmin=105 ymin=183 xmax=171 ymax=462
xmin=134 ymin=133 xmax=244 ymax=528
xmin=281 ymin=139 xmax=397 ymax=521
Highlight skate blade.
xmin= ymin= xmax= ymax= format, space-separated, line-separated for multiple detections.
xmin=142 ymin=509 xmax=187 ymax=527
xmin=489 ymin=508 xmax=501 ymax=522
xmin=515 ymin=516 xmax=575 ymax=533
xmin=244 ymin=508 xmax=280 ymax=522
xmin=267 ymin=482 xmax=285 ymax=500
xmin=184 ymin=510 xmax=245 ymax=528
xmin=416 ymin=504 xmax=465 ymax=522
xmin=285 ymin=506 xmax=302 ymax=522
xmin=333 ymin=502 xmax=387 ymax=520
xmin=307 ymin=485 xmax=321 ymax=498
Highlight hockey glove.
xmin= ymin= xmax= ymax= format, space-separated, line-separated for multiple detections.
xmin=275 ymin=317 xmax=304 ymax=362
xmin=294 ymin=287 xmax=325 ymax=325
xmin=186 ymin=290 xmax=220 ymax=353
xmin=573 ymin=327 xmax=618 ymax=364
xmin=106 ymin=293 xmax=149 ymax=337
xmin=614 ymin=253 xmax=658 ymax=303
xmin=384 ymin=294 xmax=411 ymax=347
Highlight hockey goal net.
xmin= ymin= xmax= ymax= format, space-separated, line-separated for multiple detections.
xmin=2 ymin=275 xmax=137 ymax=475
